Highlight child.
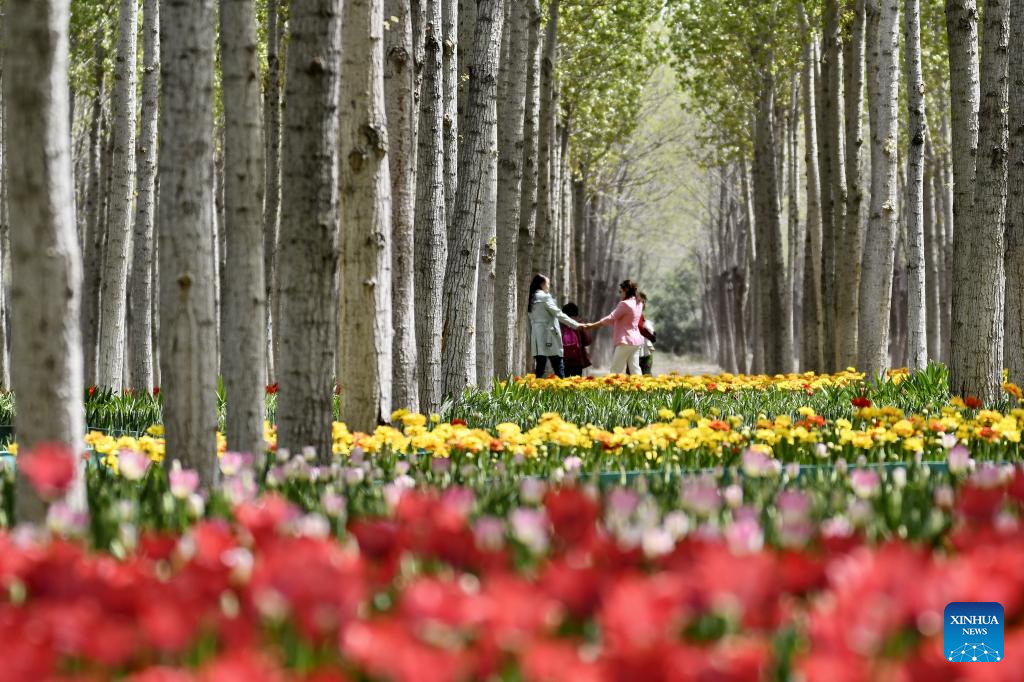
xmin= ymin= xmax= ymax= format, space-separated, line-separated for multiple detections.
xmin=638 ymin=292 xmax=656 ymax=375
xmin=561 ymin=302 xmax=592 ymax=376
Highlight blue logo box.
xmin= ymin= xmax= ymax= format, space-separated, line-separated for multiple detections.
xmin=944 ymin=602 xmax=1004 ymax=663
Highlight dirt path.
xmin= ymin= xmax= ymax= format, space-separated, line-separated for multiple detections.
xmin=589 ymin=354 xmax=722 ymax=377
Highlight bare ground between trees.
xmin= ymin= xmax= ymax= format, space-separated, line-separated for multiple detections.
xmin=589 ymin=353 xmax=721 ymax=377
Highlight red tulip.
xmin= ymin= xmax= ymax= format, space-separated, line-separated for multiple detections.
xmin=18 ymin=442 xmax=77 ymax=500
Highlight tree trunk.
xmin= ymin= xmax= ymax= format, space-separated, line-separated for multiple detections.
xmin=5 ymin=0 xmax=88 ymax=521
xmin=948 ymin=0 xmax=1008 ymax=402
xmin=220 ymin=0 xmax=268 ymax=455
xmin=559 ymin=119 xmax=571 ymax=298
xmin=494 ymin=0 xmax=529 ymax=378
xmin=835 ymin=0 xmax=864 ymax=368
xmin=787 ymin=77 xmax=802 ymax=369
xmin=441 ymin=0 xmax=504 ymax=397
xmin=924 ymin=147 xmax=942 ymax=362
xmin=753 ymin=75 xmax=789 ymax=373
xmin=1005 ymin=0 xmax=1024 ymax=381
xmin=473 ymin=3 xmax=502 ymax=390
xmin=442 ymin=0 xmax=458 ymax=209
xmin=571 ymin=171 xmax=586 ymax=310
xmin=277 ymin=0 xmax=341 ymax=458
xmin=129 ymin=0 xmax=159 ymax=391
xmin=414 ymin=0 xmax=447 ymax=412
xmin=742 ymin=151 xmax=762 ymax=373
xmin=0 ymin=35 xmax=8 ymax=390
xmin=530 ymin=0 xmax=557 ymax=280
xmin=456 ymin=0 xmax=476 ymax=138
xmin=904 ymin=0 xmax=928 ymax=368
xmin=159 ymin=0 xmax=219 ymax=485
xmin=212 ymin=147 xmax=224 ymax=375
xmin=516 ymin=0 xmax=542 ymax=370
xmin=939 ymin=140 xmax=954 ymax=365
xmin=339 ymin=0 xmax=394 ymax=430
xmin=264 ymin=0 xmax=282 ymax=385
xmin=821 ymin=0 xmax=847 ymax=370
xmin=800 ymin=24 xmax=825 ymax=372
xmin=385 ymin=0 xmax=420 ymax=411
xmin=857 ymin=0 xmax=901 ymax=375
xmin=82 ymin=36 xmax=105 ymax=387
xmin=96 ymin=0 xmax=138 ymax=389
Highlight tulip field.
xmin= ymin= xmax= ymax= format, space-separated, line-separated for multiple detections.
xmin=3 ymin=366 xmax=1024 ymax=680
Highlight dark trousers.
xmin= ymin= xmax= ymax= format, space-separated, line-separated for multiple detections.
xmin=534 ymin=355 xmax=566 ymax=378
xmin=565 ymin=363 xmax=586 ymax=377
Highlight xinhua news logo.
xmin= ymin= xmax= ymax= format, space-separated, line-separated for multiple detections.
xmin=944 ymin=602 xmax=1004 ymax=663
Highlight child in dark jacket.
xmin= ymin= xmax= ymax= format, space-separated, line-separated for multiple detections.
xmin=561 ymin=303 xmax=592 ymax=377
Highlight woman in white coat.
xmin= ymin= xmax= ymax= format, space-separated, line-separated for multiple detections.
xmin=527 ymin=274 xmax=581 ymax=378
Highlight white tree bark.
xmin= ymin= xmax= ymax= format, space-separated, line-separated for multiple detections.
xmin=753 ymin=75 xmax=790 ymax=373
xmin=456 ymin=0 xmax=476 ymax=143
xmin=494 ymin=0 xmax=529 ymax=377
xmin=97 ymin=0 xmax=138 ymax=390
xmin=472 ymin=2 xmax=503 ymax=390
xmin=159 ymin=0 xmax=219 ymax=485
xmin=948 ymin=0 xmax=1007 ymax=402
xmin=4 ymin=0 xmax=87 ymax=521
xmin=924 ymin=150 xmax=941 ymax=361
xmin=220 ymin=0 xmax=268 ymax=455
xmin=0 ymin=23 xmax=9 ymax=389
xmin=904 ymin=0 xmax=928 ymax=368
xmin=819 ymin=0 xmax=846 ymax=370
xmin=516 ymin=0 xmax=541 ymax=369
xmin=857 ymin=0 xmax=901 ymax=375
xmin=442 ymin=0 xmax=458 ymax=209
xmin=530 ymin=0 xmax=557 ymax=281
xmin=835 ymin=0 xmax=864 ymax=368
xmin=799 ymin=16 xmax=824 ymax=372
xmin=339 ymin=0 xmax=393 ymax=431
xmin=441 ymin=0 xmax=504 ymax=398
xmin=385 ymin=0 xmax=420 ymax=412
xmin=1006 ymin=0 xmax=1024 ymax=381
xmin=277 ymin=0 xmax=341 ymax=459
xmin=414 ymin=0 xmax=447 ymax=412
xmin=81 ymin=36 xmax=105 ymax=386
xmin=264 ymin=0 xmax=282 ymax=385
xmin=129 ymin=0 xmax=159 ymax=391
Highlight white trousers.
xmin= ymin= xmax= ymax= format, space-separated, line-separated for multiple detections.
xmin=610 ymin=344 xmax=642 ymax=375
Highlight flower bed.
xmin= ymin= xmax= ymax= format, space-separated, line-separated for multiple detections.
xmin=3 ymin=367 xmax=1024 ymax=679
xmin=2 ymin=470 xmax=1024 ymax=681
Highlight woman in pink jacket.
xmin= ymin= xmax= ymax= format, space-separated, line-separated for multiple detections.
xmin=582 ymin=279 xmax=645 ymax=375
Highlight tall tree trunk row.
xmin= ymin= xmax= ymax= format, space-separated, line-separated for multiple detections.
xmin=441 ymin=0 xmax=504 ymax=398
xmin=276 ymin=0 xmax=342 ymax=458
xmin=129 ymin=0 xmax=159 ymax=391
xmin=494 ymin=0 xmax=530 ymax=378
xmin=220 ymin=0 xmax=268 ymax=455
xmin=385 ymin=0 xmax=421 ymax=411
xmin=158 ymin=0 xmax=219 ymax=485
xmin=858 ymin=0 xmax=901 ymax=376
xmin=904 ymin=0 xmax=928 ymax=369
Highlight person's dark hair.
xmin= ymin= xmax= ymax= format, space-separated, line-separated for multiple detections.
xmin=637 ymin=291 xmax=648 ymax=304
xmin=619 ymin=279 xmax=639 ymax=299
xmin=562 ymin=302 xmax=579 ymax=317
xmin=528 ymin=274 xmax=548 ymax=311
